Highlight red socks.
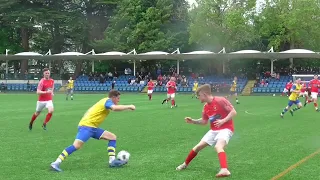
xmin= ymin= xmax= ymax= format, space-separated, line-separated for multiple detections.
xmin=30 ymin=114 xmax=38 ymax=124
xmin=218 ymin=152 xmax=228 ymax=169
xmin=185 ymin=150 xmax=197 ymax=165
xmin=148 ymin=94 xmax=152 ymax=100
xmin=314 ymin=103 xmax=318 ymax=108
xmin=184 ymin=150 xmax=228 ymax=169
xmin=171 ymin=99 xmax=175 ymax=106
xmin=44 ymin=113 xmax=53 ymax=125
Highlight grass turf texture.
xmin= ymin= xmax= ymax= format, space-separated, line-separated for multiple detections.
xmin=0 ymin=93 xmax=319 ymax=180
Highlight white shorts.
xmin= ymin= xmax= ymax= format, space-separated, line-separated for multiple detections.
xmin=201 ymin=129 xmax=233 ymax=146
xmin=283 ymin=88 xmax=289 ymax=93
xmin=300 ymin=92 xmax=308 ymax=96
xmin=167 ymin=93 xmax=175 ymax=99
xmin=147 ymin=90 xmax=153 ymax=94
xmin=36 ymin=100 xmax=54 ymax=112
xmin=311 ymin=92 xmax=318 ymax=99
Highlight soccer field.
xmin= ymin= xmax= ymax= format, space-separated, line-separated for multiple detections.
xmin=0 ymin=93 xmax=319 ymax=180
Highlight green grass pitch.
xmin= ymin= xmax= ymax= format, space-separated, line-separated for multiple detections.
xmin=0 ymin=93 xmax=319 ymax=180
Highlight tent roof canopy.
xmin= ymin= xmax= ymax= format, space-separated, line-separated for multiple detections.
xmin=54 ymin=52 xmax=85 ymax=56
xmin=139 ymin=51 xmax=169 ymax=55
xmin=183 ymin=51 xmax=214 ymax=54
xmin=231 ymin=50 xmax=261 ymax=54
xmin=1 ymin=48 xmax=320 ymax=61
xmin=280 ymin=49 xmax=315 ymax=53
xmin=96 ymin=51 xmax=126 ymax=55
xmin=15 ymin=52 xmax=42 ymax=56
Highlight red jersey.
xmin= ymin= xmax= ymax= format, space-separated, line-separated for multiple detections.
xmin=147 ymin=81 xmax=154 ymax=90
xmin=37 ymin=78 xmax=54 ymax=101
xmin=202 ymin=96 xmax=235 ymax=132
xmin=285 ymin=82 xmax=293 ymax=90
xmin=166 ymin=81 xmax=176 ymax=94
xmin=309 ymin=79 xmax=320 ymax=93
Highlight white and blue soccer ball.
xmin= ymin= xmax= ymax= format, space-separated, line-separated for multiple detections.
xmin=117 ymin=150 xmax=130 ymax=162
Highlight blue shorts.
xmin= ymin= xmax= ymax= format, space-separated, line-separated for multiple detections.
xmin=75 ymin=126 xmax=106 ymax=142
xmin=288 ymin=100 xmax=300 ymax=107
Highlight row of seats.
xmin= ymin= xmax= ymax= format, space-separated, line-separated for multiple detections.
xmin=75 ymin=86 xmax=142 ymax=92
xmin=77 ymin=75 xmax=135 ymax=81
xmin=153 ymin=87 xmax=193 ymax=92
xmin=4 ymin=84 xmax=61 ymax=91
xmin=76 ymin=83 xmax=145 ymax=87
xmin=252 ymin=88 xmax=283 ymax=93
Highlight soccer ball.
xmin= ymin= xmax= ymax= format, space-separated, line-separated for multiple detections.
xmin=117 ymin=150 xmax=130 ymax=162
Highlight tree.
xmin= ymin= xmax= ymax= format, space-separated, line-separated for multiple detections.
xmin=258 ymin=0 xmax=320 ymax=51
xmin=93 ymin=0 xmax=190 ymax=69
xmin=189 ymin=0 xmax=258 ymax=52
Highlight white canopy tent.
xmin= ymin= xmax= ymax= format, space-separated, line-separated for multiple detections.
xmin=2 ymin=48 xmax=320 ymax=75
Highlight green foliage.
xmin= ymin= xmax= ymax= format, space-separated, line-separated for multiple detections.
xmin=258 ymin=0 xmax=320 ymax=51
xmin=93 ymin=0 xmax=190 ymax=53
xmin=0 ymin=0 xmax=319 ymax=73
xmin=189 ymin=0 xmax=258 ymax=51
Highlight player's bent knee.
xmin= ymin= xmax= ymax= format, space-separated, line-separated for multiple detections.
xmin=193 ymin=141 xmax=208 ymax=152
xmin=100 ymin=131 xmax=116 ymax=140
xmin=73 ymin=140 xmax=84 ymax=149
xmin=48 ymin=107 xmax=54 ymax=113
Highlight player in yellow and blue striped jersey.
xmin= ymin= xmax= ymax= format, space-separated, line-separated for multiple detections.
xmin=280 ymin=78 xmax=303 ymax=118
xmin=50 ymin=90 xmax=136 ymax=172
xmin=66 ymin=77 xmax=74 ymax=100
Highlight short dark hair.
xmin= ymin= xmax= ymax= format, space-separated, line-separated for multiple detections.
xmin=43 ymin=68 xmax=49 ymax=72
xmin=108 ymin=90 xmax=121 ymax=98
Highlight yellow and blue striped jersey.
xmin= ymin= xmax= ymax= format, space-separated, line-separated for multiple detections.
xmin=78 ymin=98 xmax=114 ymax=128
xmin=289 ymin=83 xmax=302 ymax=101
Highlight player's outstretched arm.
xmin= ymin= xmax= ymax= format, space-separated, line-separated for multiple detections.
xmin=185 ymin=117 xmax=208 ymax=125
xmin=105 ymin=99 xmax=135 ymax=111
xmin=110 ymin=105 xmax=135 ymax=111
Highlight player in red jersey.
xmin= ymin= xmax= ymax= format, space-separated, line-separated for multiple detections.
xmin=176 ymin=84 xmax=237 ymax=178
xmin=282 ymin=80 xmax=293 ymax=96
xmin=161 ymin=77 xmax=177 ymax=108
xmin=304 ymin=75 xmax=320 ymax=111
xmin=299 ymin=82 xmax=308 ymax=98
xmin=147 ymin=79 xmax=155 ymax=100
xmin=29 ymin=68 xmax=55 ymax=130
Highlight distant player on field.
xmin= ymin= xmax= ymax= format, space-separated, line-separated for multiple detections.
xmin=280 ymin=78 xmax=303 ymax=118
xmin=282 ymin=80 xmax=293 ymax=96
xmin=304 ymin=74 xmax=320 ymax=111
xmin=226 ymin=76 xmax=239 ymax=104
xmin=29 ymin=68 xmax=54 ymax=130
xmin=50 ymin=90 xmax=136 ymax=172
xmin=191 ymin=80 xmax=198 ymax=99
xmin=161 ymin=77 xmax=177 ymax=108
xmin=176 ymin=84 xmax=237 ymax=178
xmin=66 ymin=77 xmax=74 ymax=100
xmin=147 ymin=79 xmax=155 ymax=100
